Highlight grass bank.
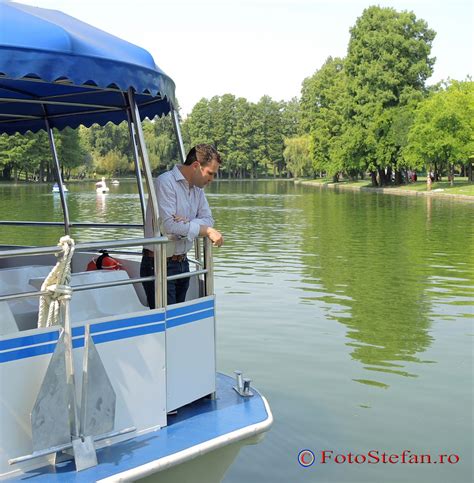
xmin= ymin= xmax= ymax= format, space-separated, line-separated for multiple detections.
xmin=295 ymin=177 xmax=474 ymax=201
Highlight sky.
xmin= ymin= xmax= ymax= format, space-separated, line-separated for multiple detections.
xmin=14 ymin=0 xmax=474 ymax=116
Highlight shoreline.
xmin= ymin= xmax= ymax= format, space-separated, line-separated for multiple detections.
xmin=294 ymin=179 xmax=474 ymax=202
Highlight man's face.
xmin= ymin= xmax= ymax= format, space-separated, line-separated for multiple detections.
xmin=192 ymin=159 xmax=220 ymax=188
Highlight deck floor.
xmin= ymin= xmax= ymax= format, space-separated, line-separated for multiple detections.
xmin=10 ymin=373 xmax=269 ymax=481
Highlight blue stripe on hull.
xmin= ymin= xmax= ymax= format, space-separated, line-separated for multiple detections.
xmin=167 ymin=308 xmax=214 ymax=328
xmin=0 ymin=300 xmax=214 ymax=363
xmin=0 ymin=331 xmax=58 ymax=351
xmin=72 ymin=322 xmax=165 ymax=348
xmin=0 ymin=342 xmax=57 ymax=363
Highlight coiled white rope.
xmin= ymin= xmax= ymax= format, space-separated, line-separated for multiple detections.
xmin=37 ymin=235 xmax=75 ymax=328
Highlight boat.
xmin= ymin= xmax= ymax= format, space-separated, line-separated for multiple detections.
xmin=111 ymin=179 xmax=120 ymax=186
xmin=52 ymin=183 xmax=68 ymax=193
xmin=96 ymin=177 xmax=110 ymax=194
xmin=0 ymin=2 xmax=272 ymax=481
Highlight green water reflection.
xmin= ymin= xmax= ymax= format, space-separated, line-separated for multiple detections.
xmin=1 ymin=179 xmax=472 ymax=483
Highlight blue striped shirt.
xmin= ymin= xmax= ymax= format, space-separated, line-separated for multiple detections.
xmin=144 ymin=165 xmax=214 ymax=255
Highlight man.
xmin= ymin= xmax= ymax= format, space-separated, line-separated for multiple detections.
xmin=141 ymin=144 xmax=224 ymax=308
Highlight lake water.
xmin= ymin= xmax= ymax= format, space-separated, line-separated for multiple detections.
xmin=1 ymin=180 xmax=473 ymax=483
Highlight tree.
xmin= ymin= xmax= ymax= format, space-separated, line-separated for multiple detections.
xmin=185 ymin=98 xmax=213 ymax=146
xmin=300 ymin=57 xmax=349 ymax=180
xmin=404 ymin=80 xmax=474 ymax=184
xmin=345 ymin=6 xmax=436 ymax=185
xmin=283 ymin=135 xmax=313 ymax=177
xmin=281 ymin=97 xmax=301 ymax=139
xmin=225 ymin=97 xmax=254 ymax=178
xmin=55 ymin=128 xmax=87 ymax=179
xmin=254 ymin=96 xmax=285 ymax=177
xmin=0 ymin=131 xmax=50 ymax=181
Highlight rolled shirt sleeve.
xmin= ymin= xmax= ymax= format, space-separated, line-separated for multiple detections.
xmin=193 ymin=190 xmax=214 ymax=227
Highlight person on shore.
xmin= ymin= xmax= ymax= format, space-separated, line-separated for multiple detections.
xmin=141 ymin=144 xmax=224 ymax=308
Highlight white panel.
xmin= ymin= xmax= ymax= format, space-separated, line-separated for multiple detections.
xmin=166 ymin=298 xmax=216 ymax=411
xmin=0 ymin=265 xmax=53 ymax=331
xmin=0 ymin=301 xmax=18 ymax=335
xmin=0 ymin=340 xmax=55 ymax=477
xmin=75 ymin=323 xmax=167 ymax=434
xmin=0 ymin=308 xmax=167 ymax=477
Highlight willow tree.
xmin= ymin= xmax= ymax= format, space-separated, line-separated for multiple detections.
xmin=283 ymin=135 xmax=312 ymax=177
xmin=345 ymin=6 xmax=436 ymax=185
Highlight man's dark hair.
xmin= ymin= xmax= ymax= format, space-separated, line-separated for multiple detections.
xmin=184 ymin=144 xmax=222 ymax=166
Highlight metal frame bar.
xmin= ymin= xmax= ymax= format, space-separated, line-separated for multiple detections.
xmin=44 ymin=115 xmax=70 ymax=235
xmin=0 ymin=236 xmax=167 ymax=259
xmin=127 ymin=88 xmax=166 ymax=309
xmin=125 ymin=107 xmax=147 ymax=225
xmin=203 ymin=238 xmax=214 ymax=296
xmin=0 ymin=95 xmax=164 ymax=126
xmin=0 ymin=269 xmax=209 ymax=304
xmin=0 ymin=96 xmax=121 ymax=110
xmin=171 ymin=108 xmax=186 ymax=164
xmin=0 ymin=221 xmax=143 ymax=228
xmin=0 ymin=236 xmax=172 ymax=304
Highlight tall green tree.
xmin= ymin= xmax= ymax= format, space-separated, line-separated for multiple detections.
xmin=0 ymin=131 xmax=51 ymax=181
xmin=254 ymin=95 xmax=284 ymax=177
xmin=280 ymin=97 xmax=301 ymax=138
xmin=300 ymin=57 xmax=350 ymax=179
xmin=55 ymin=128 xmax=87 ymax=179
xmin=185 ymin=98 xmax=213 ymax=146
xmin=345 ymin=6 xmax=435 ymax=185
xmin=404 ymin=80 xmax=474 ymax=183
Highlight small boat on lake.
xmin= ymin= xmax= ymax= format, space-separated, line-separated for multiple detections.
xmin=0 ymin=2 xmax=272 ymax=481
xmin=52 ymin=183 xmax=68 ymax=193
xmin=111 ymin=179 xmax=120 ymax=186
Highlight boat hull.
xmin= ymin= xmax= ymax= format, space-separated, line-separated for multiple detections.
xmin=137 ymin=436 xmax=260 ymax=483
xmin=5 ymin=374 xmax=272 ymax=481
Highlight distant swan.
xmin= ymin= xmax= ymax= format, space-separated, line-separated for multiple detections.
xmin=95 ymin=177 xmax=109 ymax=194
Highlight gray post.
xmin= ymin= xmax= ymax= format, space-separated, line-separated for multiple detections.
xmin=128 ymin=88 xmax=166 ymax=308
xmin=126 ymin=110 xmax=147 ymax=226
xmin=203 ymin=237 xmax=214 ymax=296
xmin=44 ymin=117 xmax=70 ymax=235
xmin=171 ymin=108 xmax=186 ymax=164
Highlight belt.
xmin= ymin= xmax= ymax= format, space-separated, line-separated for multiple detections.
xmin=168 ymin=254 xmax=187 ymax=262
xmin=143 ymin=249 xmax=187 ymax=262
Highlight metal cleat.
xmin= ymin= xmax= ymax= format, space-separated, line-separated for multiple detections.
xmin=233 ymin=370 xmax=254 ymax=397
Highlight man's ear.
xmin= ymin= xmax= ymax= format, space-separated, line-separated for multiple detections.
xmin=192 ymin=161 xmax=200 ymax=170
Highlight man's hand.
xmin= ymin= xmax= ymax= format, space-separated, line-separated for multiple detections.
xmin=206 ymin=227 xmax=224 ymax=247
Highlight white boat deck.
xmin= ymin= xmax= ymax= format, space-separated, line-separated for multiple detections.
xmin=6 ymin=373 xmax=272 ymax=482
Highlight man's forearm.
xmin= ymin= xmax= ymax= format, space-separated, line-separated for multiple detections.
xmin=199 ymin=225 xmax=211 ymax=237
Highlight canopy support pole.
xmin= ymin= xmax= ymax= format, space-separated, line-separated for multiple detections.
xmin=126 ymin=109 xmax=147 ymax=226
xmin=44 ymin=116 xmax=70 ymax=235
xmin=127 ymin=88 xmax=167 ymax=310
xmin=171 ymin=108 xmax=186 ymax=164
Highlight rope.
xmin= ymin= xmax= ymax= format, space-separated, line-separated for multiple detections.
xmin=37 ymin=235 xmax=75 ymax=328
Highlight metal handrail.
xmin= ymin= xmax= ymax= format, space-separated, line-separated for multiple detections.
xmin=0 ymin=271 xmax=208 ymax=304
xmin=0 ymin=221 xmax=143 ymax=229
xmin=0 ymin=236 xmax=213 ymax=304
xmin=0 ymin=236 xmax=168 ymax=259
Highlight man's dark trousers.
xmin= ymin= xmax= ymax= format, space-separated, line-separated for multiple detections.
xmin=140 ymin=255 xmax=190 ymax=308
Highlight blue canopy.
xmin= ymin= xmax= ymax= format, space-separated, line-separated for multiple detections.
xmin=0 ymin=0 xmax=177 ymax=134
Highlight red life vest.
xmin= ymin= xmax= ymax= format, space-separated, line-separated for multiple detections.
xmin=86 ymin=251 xmax=122 ymax=271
